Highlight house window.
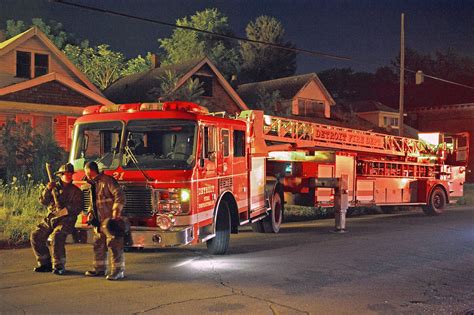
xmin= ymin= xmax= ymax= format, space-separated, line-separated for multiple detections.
xmin=193 ymin=75 xmax=213 ymax=97
xmin=16 ymin=51 xmax=49 ymax=78
xmin=383 ymin=116 xmax=399 ymax=128
xmin=297 ymin=99 xmax=325 ymax=117
xmin=34 ymin=54 xmax=49 ymax=77
xmin=16 ymin=51 xmax=31 ymax=78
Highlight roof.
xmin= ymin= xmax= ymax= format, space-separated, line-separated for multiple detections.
xmin=345 ymin=100 xmax=398 ymax=113
xmin=0 ymin=72 xmax=112 ymax=105
xmin=0 ymin=100 xmax=85 ymax=116
xmin=408 ymin=102 xmax=474 ymax=112
xmin=104 ymin=57 xmax=248 ymax=110
xmin=236 ymin=73 xmax=335 ymax=107
xmin=0 ymin=27 xmax=103 ymax=96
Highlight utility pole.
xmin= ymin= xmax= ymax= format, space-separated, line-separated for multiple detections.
xmin=398 ymin=13 xmax=405 ymax=137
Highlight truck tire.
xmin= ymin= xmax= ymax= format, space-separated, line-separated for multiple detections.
xmin=251 ymin=220 xmax=265 ymax=233
xmin=207 ymin=202 xmax=231 ymax=255
xmin=422 ymin=187 xmax=447 ymax=216
xmin=263 ymin=193 xmax=283 ymax=233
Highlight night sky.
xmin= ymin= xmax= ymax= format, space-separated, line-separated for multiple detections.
xmin=1 ymin=0 xmax=473 ymax=74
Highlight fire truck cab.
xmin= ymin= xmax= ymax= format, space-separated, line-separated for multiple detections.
xmin=71 ymin=101 xmax=468 ymax=254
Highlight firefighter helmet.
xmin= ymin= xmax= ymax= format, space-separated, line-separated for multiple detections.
xmin=102 ymin=218 xmax=130 ymax=238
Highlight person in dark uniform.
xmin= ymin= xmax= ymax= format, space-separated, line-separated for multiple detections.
xmin=83 ymin=161 xmax=126 ymax=281
xmin=31 ymin=163 xmax=83 ymax=275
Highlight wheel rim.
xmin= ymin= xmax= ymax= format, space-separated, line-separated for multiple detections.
xmin=433 ymin=193 xmax=442 ymax=209
xmin=274 ymin=200 xmax=281 ymax=224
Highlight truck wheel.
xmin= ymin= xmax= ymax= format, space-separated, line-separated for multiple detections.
xmin=422 ymin=187 xmax=446 ymax=216
xmin=251 ymin=220 xmax=265 ymax=233
xmin=207 ymin=202 xmax=231 ymax=255
xmin=263 ymin=193 xmax=283 ymax=233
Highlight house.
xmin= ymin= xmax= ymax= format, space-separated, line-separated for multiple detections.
xmin=334 ymin=100 xmax=418 ymax=138
xmin=408 ymin=103 xmax=474 ymax=182
xmin=236 ymin=73 xmax=335 ymax=119
xmin=0 ymin=27 xmax=111 ymax=149
xmin=104 ymin=57 xmax=248 ymax=114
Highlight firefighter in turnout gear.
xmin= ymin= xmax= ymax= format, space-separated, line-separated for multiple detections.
xmin=31 ymin=163 xmax=83 ymax=275
xmin=84 ymin=161 xmax=126 ymax=281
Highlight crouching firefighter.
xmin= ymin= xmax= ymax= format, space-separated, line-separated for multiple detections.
xmin=31 ymin=163 xmax=83 ymax=275
xmin=84 ymin=161 xmax=127 ymax=281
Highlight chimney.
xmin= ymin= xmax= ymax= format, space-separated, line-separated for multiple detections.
xmin=150 ymin=53 xmax=160 ymax=69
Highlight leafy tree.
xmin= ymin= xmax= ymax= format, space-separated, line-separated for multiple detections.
xmin=64 ymin=44 xmax=125 ymax=90
xmin=121 ymin=52 xmax=153 ymax=77
xmin=254 ymin=86 xmax=282 ymax=115
xmin=158 ymin=8 xmax=241 ymax=78
xmin=5 ymin=18 xmax=80 ymax=50
xmin=149 ymin=70 xmax=205 ymax=104
xmin=239 ymin=16 xmax=296 ymax=83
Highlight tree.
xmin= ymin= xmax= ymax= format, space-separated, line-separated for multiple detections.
xmin=121 ymin=52 xmax=153 ymax=77
xmin=254 ymin=87 xmax=282 ymax=115
xmin=239 ymin=16 xmax=296 ymax=83
xmin=148 ymin=70 xmax=205 ymax=104
xmin=63 ymin=44 xmax=125 ymax=90
xmin=158 ymin=8 xmax=241 ymax=78
xmin=5 ymin=18 xmax=80 ymax=50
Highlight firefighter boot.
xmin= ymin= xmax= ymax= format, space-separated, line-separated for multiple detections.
xmin=52 ymin=267 xmax=66 ymax=275
xmin=106 ymin=270 xmax=125 ymax=281
xmin=34 ymin=263 xmax=52 ymax=273
xmin=85 ymin=270 xmax=106 ymax=277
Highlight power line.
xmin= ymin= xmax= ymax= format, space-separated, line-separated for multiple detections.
xmin=404 ymin=68 xmax=474 ymax=90
xmin=51 ymin=0 xmax=351 ymax=61
xmin=51 ymin=0 xmax=474 ymax=91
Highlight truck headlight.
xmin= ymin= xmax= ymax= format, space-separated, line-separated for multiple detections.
xmin=155 ymin=188 xmax=191 ymax=214
xmin=156 ymin=214 xmax=174 ymax=230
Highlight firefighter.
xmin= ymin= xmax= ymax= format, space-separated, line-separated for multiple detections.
xmin=83 ymin=161 xmax=126 ymax=281
xmin=31 ymin=163 xmax=83 ymax=275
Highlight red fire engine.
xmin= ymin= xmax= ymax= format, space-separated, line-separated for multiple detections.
xmin=71 ymin=101 xmax=469 ymax=254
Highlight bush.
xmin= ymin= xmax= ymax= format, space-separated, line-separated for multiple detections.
xmin=0 ymin=178 xmax=46 ymax=244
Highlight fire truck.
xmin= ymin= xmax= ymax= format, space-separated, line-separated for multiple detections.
xmin=70 ymin=101 xmax=469 ymax=254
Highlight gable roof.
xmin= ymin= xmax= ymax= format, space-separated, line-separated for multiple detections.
xmin=0 ymin=27 xmax=103 ymax=95
xmin=0 ymin=72 xmax=112 ymax=105
xmin=104 ymin=57 xmax=248 ymax=110
xmin=346 ymin=100 xmax=398 ymax=113
xmin=237 ymin=73 xmax=336 ymax=107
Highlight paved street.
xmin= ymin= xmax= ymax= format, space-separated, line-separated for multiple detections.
xmin=1 ymin=207 xmax=473 ymax=314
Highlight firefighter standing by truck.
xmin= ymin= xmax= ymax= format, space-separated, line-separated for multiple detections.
xmin=83 ymin=161 xmax=127 ymax=281
xmin=31 ymin=163 xmax=83 ymax=275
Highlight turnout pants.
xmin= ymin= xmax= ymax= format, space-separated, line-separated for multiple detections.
xmin=92 ymin=230 xmax=125 ymax=273
xmin=30 ymin=219 xmax=74 ymax=269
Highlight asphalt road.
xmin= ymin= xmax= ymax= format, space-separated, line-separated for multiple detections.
xmin=1 ymin=207 xmax=473 ymax=314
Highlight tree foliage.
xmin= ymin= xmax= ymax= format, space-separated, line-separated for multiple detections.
xmin=240 ymin=16 xmax=297 ymax=83
xmin=158 ymin=8 xmax=241 ymax=78
xmin=254 ymin=87 xmax=282 ymax=115
xmin=0 ymin=120 xmax=65 ymax=182
xmin=5 ymin=18 xmax=80 ymax=50
xmin=148 ymin=70 xmax=205 ymax=104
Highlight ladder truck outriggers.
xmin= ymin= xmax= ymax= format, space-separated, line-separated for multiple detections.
xmin=70 ymin=101 xmax=469 ymax=254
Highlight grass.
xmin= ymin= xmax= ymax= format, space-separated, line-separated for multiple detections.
xmin=0 ymin=177 xmax=46 ymax=245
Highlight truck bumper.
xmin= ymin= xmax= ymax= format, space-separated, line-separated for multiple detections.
xmin=130 ymin=226 xmax=194 ymax=248
xmin=74 ymin=224 xmax=194 ymax=248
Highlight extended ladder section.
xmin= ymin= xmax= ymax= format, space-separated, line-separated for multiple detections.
xmin=239 ymin=110 xmax=437 ymax=159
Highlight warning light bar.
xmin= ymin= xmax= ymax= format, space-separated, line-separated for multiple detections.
xmin=82 ymin=102 xmax=208 ymax=116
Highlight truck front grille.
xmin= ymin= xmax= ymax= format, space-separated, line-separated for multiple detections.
xmin=81 ymin=186 xmax=153 ymax=218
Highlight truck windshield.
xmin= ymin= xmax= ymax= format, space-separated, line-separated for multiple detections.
xmin=123 ymin=119 xmax=197 ymax=170
xmin=69 ymin=121 xmax=123 ymax=171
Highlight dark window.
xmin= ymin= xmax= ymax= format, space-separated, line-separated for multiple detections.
xmin=222 ymin=129 xmax=229 ymax=157
xmin=203 ymin=126 xmax=216 ymax=159
xmin=194 ymin=75 xmax=213 ymax=97
xmin=34 ymin=54 xmax=48 ymax=77
xmin=233 ymin=130 xmax=245 ymax=157
xmin=16 ymin=51 xmax=31 ymax=78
